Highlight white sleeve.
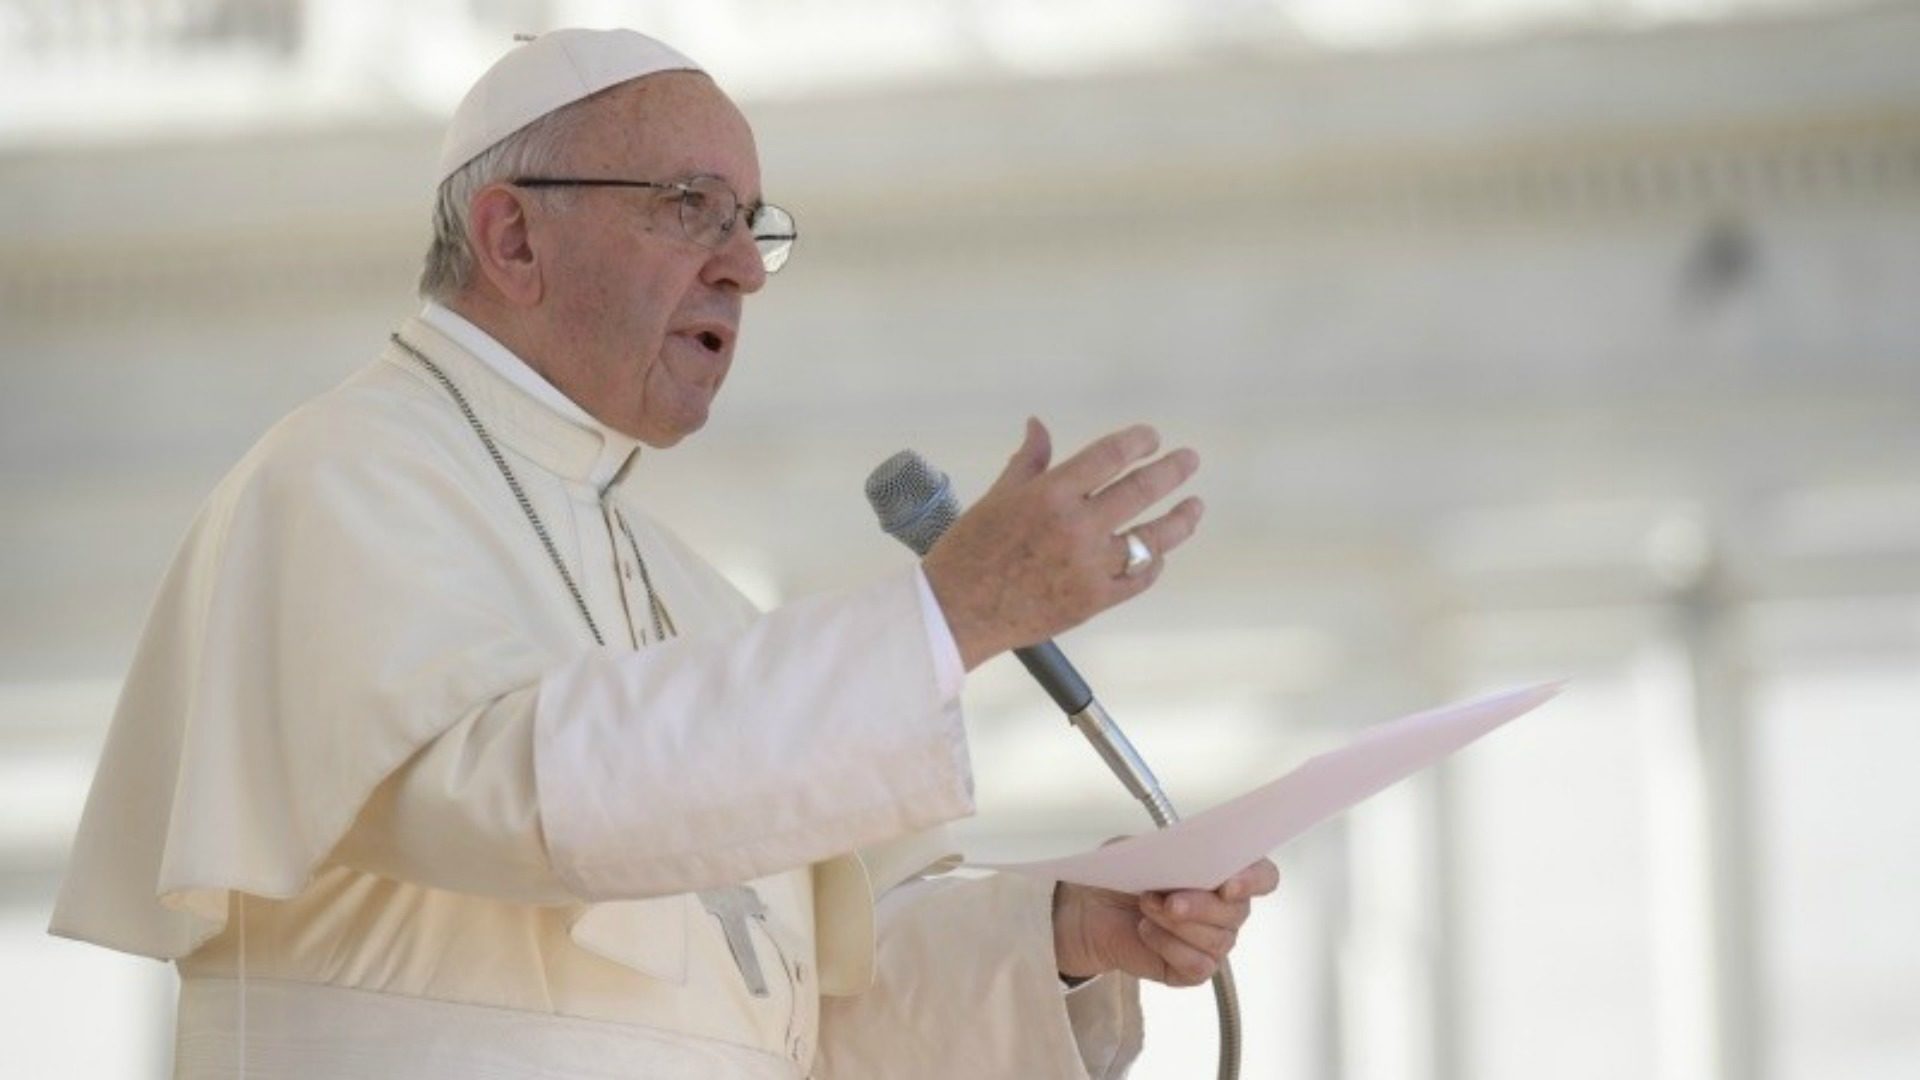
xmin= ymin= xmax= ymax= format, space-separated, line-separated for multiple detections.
xmin=328 ymin=684 xmax=575 ymax=903
xmin=334 ymin=567 xmax=975 ymax=904
xmin=814 ymin=872 xmax=1144 ymax=1080
xmin=912 ymin=565 xmax=966 ymax=699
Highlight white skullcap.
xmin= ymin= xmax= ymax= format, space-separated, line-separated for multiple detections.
xmin=436 ymin=28 xmax=703 ymax=186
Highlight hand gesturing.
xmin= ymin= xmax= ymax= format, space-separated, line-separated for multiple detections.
xmin=921 ymin=418 xmax=1204 ymax=670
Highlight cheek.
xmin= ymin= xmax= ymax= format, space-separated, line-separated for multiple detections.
xmin=562 ymin=260 xmax=666 ymax=349
xmin=544 ymin=224 xmax=704 ymax=357
xmin=547 ymin=239 xmax=623 ymax=325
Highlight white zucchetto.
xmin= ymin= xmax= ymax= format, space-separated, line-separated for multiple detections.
xmin=436 ymin=28 xmax=703 ymax=186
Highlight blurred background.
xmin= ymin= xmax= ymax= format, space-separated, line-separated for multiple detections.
xmin=3 ymin=1 xmax=1918 ymax=1077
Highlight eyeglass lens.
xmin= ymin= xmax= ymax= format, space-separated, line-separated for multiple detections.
xmin=676 ymin=176 xmax=794 ymax=273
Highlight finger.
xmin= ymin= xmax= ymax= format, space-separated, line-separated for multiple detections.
xmin=1139 ymin=896 xmax=1238 ymax=959
xmin=988 ymin=417 xmax=1052 ymax=492
xmin=1217 ymin=859 xmax=1281 ymax=902
xmin=1053 ymin=424 xmax=1159 ymax=495
xmin=1121 ymin=495 xmax=1205 ymax=568
xmin=1137 ymin=917 xmax=1219 ymax=987
xmin=1087 ymin=448 xmax=1200 ymax=527
xmin=1108 ymin=549 xmax=1166 ymax=600
xmin=1155 ymin=887 xmax=1252 ymax=931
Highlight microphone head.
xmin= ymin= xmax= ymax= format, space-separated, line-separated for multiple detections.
xmin=865 ymin=450 xmax=959 ymax=555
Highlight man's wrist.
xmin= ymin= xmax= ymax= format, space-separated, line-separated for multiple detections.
xmin=919 ymin=563 xmax=983 ymax=672
xmin=1052 ymin=881 xmax=1105 ymax=985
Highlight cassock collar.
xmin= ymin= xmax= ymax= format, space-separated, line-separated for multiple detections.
xmin=395 ymin=304 xmax=642 ymax=492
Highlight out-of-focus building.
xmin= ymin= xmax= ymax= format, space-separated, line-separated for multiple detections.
xmin=2 ymin=3 xmax=1916 ymax=1078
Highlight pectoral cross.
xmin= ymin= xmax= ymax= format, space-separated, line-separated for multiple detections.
xmin=699 ymin=886 xmax=771 ymax=998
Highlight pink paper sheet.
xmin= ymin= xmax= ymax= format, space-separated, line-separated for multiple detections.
xmin=979 ymin=681 xmax=1564 ymax=892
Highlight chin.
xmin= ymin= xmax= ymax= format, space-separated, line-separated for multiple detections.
xmin=637 ymin=411 xmax=709 ymax=449
xmin=639 ymin=430 xmax=691 ymax=449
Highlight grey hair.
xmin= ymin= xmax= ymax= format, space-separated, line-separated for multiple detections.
xmin=417 ymin=100 xmax=593 ymax=302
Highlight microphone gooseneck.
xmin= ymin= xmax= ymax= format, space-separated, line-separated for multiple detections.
xmin=864 ymin=448 xmax=1243 ymax=1080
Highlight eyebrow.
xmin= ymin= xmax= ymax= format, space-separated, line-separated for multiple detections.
xmin=671 ymin=171 xmax=765 ymax=209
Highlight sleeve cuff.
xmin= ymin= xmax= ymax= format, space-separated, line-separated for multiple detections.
xmin=912 ymin=565 xmax=966 ymax=701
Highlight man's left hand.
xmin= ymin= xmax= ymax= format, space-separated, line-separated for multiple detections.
xmin=1052 ymin=859 xmax=1280 ymax=987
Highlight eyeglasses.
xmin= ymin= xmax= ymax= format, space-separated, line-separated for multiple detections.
xmin=510 ymin=174 xmax=796 ymax=273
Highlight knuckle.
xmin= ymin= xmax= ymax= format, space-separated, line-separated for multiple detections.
xmin=1038 ymin=490 xmax=1077 ymax=528
xmin=1072 ymin=511 xmax=1108 ymax=544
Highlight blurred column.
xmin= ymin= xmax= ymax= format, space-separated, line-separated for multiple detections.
xmin=1636 ymin=515 xmax=1766 ymax=1080
xmin=1338 ymin=607 xmax=1457 ymax=1080
xmin=1302 ymin=820 xmax=1350 ymax=1080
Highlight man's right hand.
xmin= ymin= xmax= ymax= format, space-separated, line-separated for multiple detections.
xmin=920 ymin=418 xmax=1204 ymax=671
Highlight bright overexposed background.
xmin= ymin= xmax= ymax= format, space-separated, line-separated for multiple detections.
xmin=3 ymin=2 xmax=1918 ymax=1078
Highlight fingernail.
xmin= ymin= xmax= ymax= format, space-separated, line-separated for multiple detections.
xmin=1169 ymin=898 xmax=1188 ymax=917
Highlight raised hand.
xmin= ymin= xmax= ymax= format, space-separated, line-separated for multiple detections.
xmin=921 ymin=418 xmax=1204 ymax=671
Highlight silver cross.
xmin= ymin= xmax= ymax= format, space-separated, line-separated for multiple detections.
xmin=699 ymin=886 xmax=770 ymax=998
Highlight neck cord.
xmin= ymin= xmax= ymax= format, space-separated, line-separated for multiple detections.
xmin=616 ymin=510 xmax=677 ymax=641
xmin=390 ymin=333 xmax=673 ymax=646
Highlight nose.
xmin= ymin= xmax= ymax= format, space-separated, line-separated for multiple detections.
xmin=703 ymin=216 xmax=768 ymax=295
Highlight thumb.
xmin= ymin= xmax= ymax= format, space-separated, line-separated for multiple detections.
xmin=991 ymin=416 xmax=1052 ymax=490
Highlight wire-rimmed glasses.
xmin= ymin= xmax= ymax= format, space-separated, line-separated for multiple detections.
xmin=510 ymin=174 xmax=796 ymax=273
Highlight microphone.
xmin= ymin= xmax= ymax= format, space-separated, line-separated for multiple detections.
xmin=863 ymin=449 xmax=1169 ymax=820
xmin=864 ymin=447 xmax=1245 ymax=1080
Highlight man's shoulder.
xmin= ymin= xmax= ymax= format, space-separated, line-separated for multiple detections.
xmin=218 ymin=356 xmax=475 ymax=506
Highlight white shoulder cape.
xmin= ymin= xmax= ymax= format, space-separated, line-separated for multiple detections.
xmin=51 ymin=361 xmax=568 ymax=957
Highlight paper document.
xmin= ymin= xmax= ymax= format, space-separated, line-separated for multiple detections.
xmin=979 ymin=681 xmax=1564 ymax=892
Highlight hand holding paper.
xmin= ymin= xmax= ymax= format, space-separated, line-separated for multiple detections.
xmin=984 ymin=681 xmax=1564 ymax=892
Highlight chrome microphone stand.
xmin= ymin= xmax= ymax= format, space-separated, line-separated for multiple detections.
xmin=864 ymin=451 xmax=1242 ymax=1080
xmin=1068 ymin=697 xmax=1242 ymax=1080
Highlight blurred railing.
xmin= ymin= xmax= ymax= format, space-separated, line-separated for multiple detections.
xmin=0 ymin=0 xmax=1872 ymax=135
xmin=1 ymin=0 xmax=302 ymax=62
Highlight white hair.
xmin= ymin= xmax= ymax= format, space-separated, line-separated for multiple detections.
xmin=417 ymin=101 xmax=592 ymax=302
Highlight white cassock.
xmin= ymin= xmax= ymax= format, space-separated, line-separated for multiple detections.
xmin=50 ymin=305 xmax=1144 ymax=1079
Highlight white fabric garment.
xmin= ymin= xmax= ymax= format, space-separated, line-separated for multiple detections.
xmin=417 ymin=299 xmax=965 ymax=694
xmin=51 ymin=314 xmax=1143 ymax=1077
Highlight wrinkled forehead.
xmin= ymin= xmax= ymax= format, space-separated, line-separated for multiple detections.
xmin=568 ymin=72 xmax=763 ymax=201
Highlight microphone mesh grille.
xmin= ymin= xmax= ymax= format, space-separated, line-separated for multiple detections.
xmin=865 ymin=450 xmax=958 ymax=555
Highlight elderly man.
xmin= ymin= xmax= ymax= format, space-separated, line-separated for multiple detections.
xmin=51 ymin=28 xmax=1277 ymax=1079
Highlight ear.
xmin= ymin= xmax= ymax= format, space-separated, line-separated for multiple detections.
xmin=466 ymin=184 xmax=544 ymax=306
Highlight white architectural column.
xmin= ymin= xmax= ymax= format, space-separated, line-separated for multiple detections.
xmin=1335 ymin=610 xmax=1458 ymax=1080
xmin=1637 ymin=530 xmax=1766 ymax=1080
